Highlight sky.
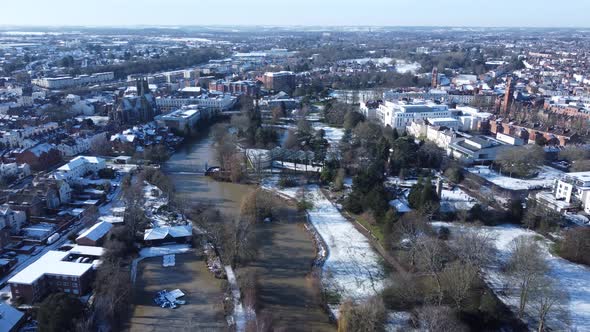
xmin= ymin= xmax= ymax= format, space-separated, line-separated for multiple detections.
xmin=0 ymin=0 xmax=588 ymax=28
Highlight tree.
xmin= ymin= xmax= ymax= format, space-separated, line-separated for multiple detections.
xmin=506 ymin=236 xmax=549 ymax=318
xmin=37 ymin=293 xmax=84 ymax=332
xmin=495 ymin=145 xmax=544 ymax=178
xmin=451 ymin=231 xmax=496 ymax=268
xmin=240 ymin=189 xmax=274 ymax=224
xmin=415 ymin=306 xmax=468 ymax=332
xmin=407 ymin=178 xmax=440 ymax=215
xmin=417 ymin=142 xmax=444 ymax=169
xmin=337 ymin=297 xmax=386 ymax=332
xmin=391 ymin=211 xmax=430 ymax=266
xmin=440 ymin=261 xmax=479 ymax=310
xmin=530 ymin=277 xmax=569 ymax=332
xmin=416 ymin=237 xmax=449 ymax=305
xmin=557 ymin=228 xmax=590 ymax=266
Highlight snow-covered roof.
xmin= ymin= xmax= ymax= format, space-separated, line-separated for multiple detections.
xmin=68 ymin=245 xmax=104 ymax=257
xmin=98 ymin=215 xmax=124 ymax=224
xmin=9 ymin=250 xmax=92 ymax=285
xmin=57 ymin=155 xmax=104 ymax=172
xmin=76 ymin=221 xmax=112 ymax=242
xmin=144 ymin=225 xmax=193 ymax=241
xmin=0 ymin=303 xmax=24 ymax=331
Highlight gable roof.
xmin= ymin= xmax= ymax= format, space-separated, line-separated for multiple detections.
xmin=144 ymin=225 xmax=192 ymax=241
xmin=76 ymin=221 xmax=113 ymax=242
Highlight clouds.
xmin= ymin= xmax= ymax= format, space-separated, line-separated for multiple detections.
xmin=0 ymin=0 xmax=588 ymax=27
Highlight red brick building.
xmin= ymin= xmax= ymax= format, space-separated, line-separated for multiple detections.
xmin=15 ymin=143 xmax=61 ymax=171
xmin=8 ymin=246 xmax=103 ymax=303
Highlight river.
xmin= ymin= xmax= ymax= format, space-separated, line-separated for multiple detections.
xmin=162 ymin=128 xmax=252 ymax=219
xmin=162 ymin=124 xmax=334 ymax=330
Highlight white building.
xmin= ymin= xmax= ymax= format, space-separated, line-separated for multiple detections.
xmin=377 ymin=101 xmax=451 ymax=130
xmin=448 ymin=136 xmax=506 ymax=164
xmin=32 ymin=72 xmax=114 ymax=89
xmin=155 ymin=106 xmax=202 ymax=134
xmin=0 ymin=205 xmax=26 ymax=233
xmin=407 ymin=121 xmax=460 ymax=150
xmin=155 ymin=94 xmax=236 ymax=111
xmin=54 ymin=156 xmax=106 ymax=184
xmin=554 ymin=172 xmax=590 ymax=214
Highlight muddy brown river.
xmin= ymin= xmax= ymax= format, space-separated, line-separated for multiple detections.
xmin=163 ymin=129 xmax=252 ymax=219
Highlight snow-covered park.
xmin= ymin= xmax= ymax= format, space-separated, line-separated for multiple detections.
xmin=433 ymin=222 xmax=590 ymax=331
xmin=467 ymin=165 xmax=563 ymax=191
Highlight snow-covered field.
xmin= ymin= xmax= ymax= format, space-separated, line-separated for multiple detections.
xmin=433 ymin=222 xmax=590 ymax=331
xmin=263 ymin=178 xmax=386 ymax=308
xmin=467 ymin=166 xmax=563 ymax=191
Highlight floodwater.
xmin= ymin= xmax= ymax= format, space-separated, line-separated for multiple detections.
xmin=162 ymin=125 xmax=333 ymax=330
xmin=162 ymin=128 xmax=252 ymax=219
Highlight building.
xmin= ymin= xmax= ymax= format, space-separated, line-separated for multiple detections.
xmin=155 ymin=106 xmax=202 ymax=134
xmin=502 ymin=77 xmax=514 ymax=113
xmin=143 ymin=225 xmax=194 ymax=246
xmin=448 ymin=136 xmax=506 ymax=164
xmin=377 ymin=101 xmax=452 ymax=130
xmin=76 ymin=221 xmax=113 ymax=246
xmin=111 ymin=78 xmax=158 ymax=125
xmin=8 ymin=245 xmax=103 ymax=303
xmin=0 ymin=205 xmax=26 ymax=234
xmin=15 ymin=143 xmax=61 ymax=171
xmin=406 ymin=121 xmax=461 ymax=150
xmin=32 ymin=72 xmax=114 ymax=89
xmin=0 ymin=303 xmax=25 ymax=332
xmin=553 ymin=172 xmax=590 ymax=214
xmin=261 ymin=71 xmax=295 ymax=93
xmin=155 ymin=94 xmax=236 ymax=112
xmin=54 ymin=156 xmax=106 ymax=184
xmin=208 ymin=80 xmax=260 ymax=96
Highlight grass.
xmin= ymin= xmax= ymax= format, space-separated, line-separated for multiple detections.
xmin=354 ymin=214 xmax=386 ymax=245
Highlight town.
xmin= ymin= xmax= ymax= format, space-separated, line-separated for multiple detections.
xmin=0 ymin=6 xmax=589 ymax=332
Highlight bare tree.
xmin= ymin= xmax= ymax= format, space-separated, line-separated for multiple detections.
xmin=391 ymin=211 xmax=430 ymax=267
xmin=506 ymin=236 xmax=549 ymax=319
xmin=415 ymin=306 xmax=468 ymax=332
xmin=530 ymin=276 xmax=569 ymax=332
xmin=416 ymin=237 xmax=449 ymax=305
xmin=337 ymin=297 xmax=386 ymax=332
xmin=451 ymin=231 xmax=496 ymax=269
xmin=440 ymin=261 xmax=479 ymax=310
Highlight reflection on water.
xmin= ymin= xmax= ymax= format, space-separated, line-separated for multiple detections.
xmin=163 ymin=128 xmax=252 ymax=219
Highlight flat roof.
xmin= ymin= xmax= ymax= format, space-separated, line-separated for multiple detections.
xmin=8 ymin=245 xmax=103 ymax=285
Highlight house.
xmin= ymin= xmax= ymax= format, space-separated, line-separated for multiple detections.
xmin=0 ymin=303 xmax=25 ymax=332
xmin=0 ymin=205 xmax=26 ymax=234
xmin=143 ymin=225 xmax=194 ymax=246
xmin=76 ymin=221 xmax=113 ymax=246
xmin=8 ymin=245 xmax=103 ymax=303
xmin=7 ymin=192 xmax=44 ymax=218
xmin=15 ymin=143 xmax=61 ymax=171
xmin=54 ymin=156 xmax=106 ymax=184
xmin=25 ymin=179 xmax=72 ymax=209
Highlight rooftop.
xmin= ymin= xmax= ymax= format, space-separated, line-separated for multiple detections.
xmin=8 ymin=245 xmax=103 ymax=285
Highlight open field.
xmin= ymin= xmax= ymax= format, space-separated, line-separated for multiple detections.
xmin=126 ymin=253 xmax=227 ymax=332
